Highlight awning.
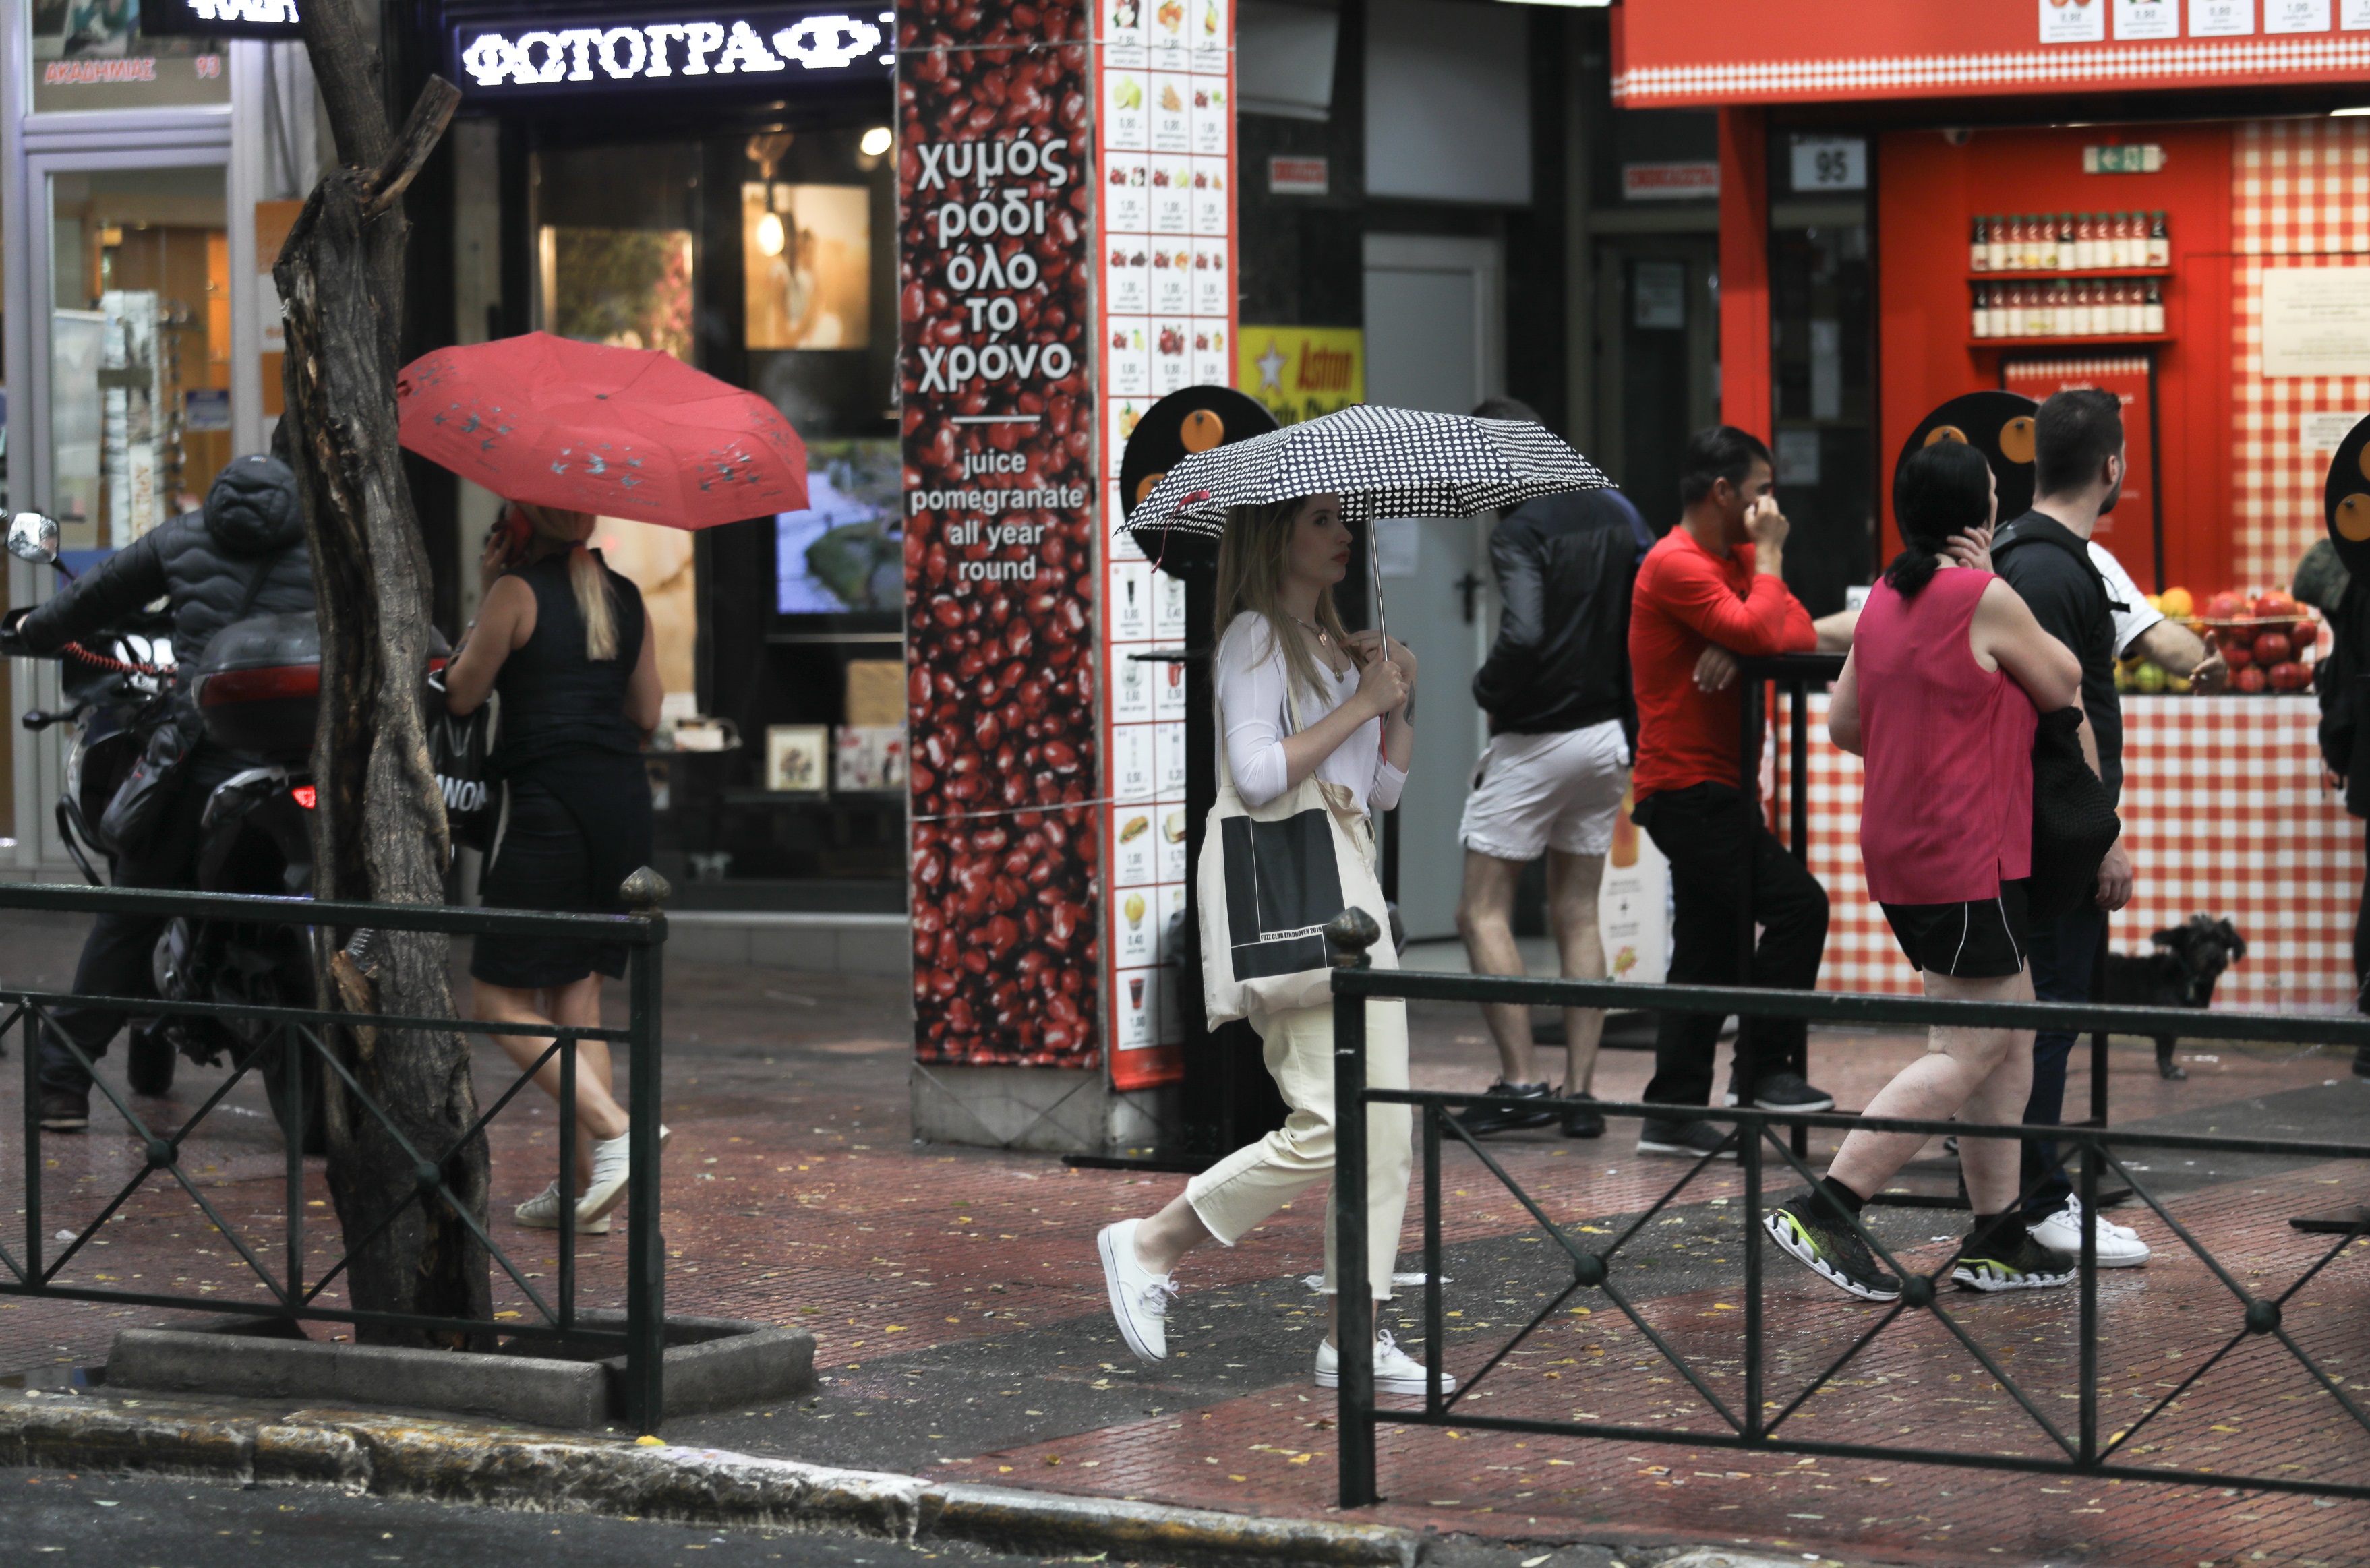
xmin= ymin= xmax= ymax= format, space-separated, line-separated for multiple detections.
xmin=1612 ymin=1 xmax=2370 ymax=108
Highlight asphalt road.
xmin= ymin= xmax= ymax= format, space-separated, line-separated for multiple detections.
xmin=0 ymin=1469 xmax=1042 ymax=1568
xmin=0 ymin=1469 xmax=1649 ymax=1568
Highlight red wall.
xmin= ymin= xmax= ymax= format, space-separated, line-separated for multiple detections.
xmin=1876 ymin=122 xmax=2235 ymax=599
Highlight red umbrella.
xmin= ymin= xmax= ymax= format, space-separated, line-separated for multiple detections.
xmin=396 ymin=332 xmax=808 ymax=528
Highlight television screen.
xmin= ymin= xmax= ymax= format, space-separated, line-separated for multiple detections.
xmin=776 ymin=438 xmax=903 ymax=616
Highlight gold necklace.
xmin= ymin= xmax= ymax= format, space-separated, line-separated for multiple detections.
xmin=1291 ymin=615 xmax=1331 ymax=649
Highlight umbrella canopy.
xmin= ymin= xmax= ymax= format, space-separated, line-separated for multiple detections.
xmin=396 ymin=332 xmax=808 ymax=529
xmin=1118 ymin=404 xmax=1607 ymax=544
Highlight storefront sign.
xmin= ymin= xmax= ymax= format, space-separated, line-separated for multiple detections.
xmin=2261 ymin=266 xmax=2370 ymax=378
xmin=452 ymin=7 xmax=893 ymax=93
xmin=1621 ymin=161 xmax=1718 ymax=200
xmin=1613 ymin=0 xmax=2370 ymax=104
xmin=1237 ymin=326 xmax=1361 ymax=427
xmin=142 ymin=1 xmax=305 ymax=38
xmin=1267 ymin=155 xmax=1328 ymax=195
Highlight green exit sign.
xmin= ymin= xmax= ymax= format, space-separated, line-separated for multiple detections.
xmin=2085 ymin=144 xmax=2166 ymax=174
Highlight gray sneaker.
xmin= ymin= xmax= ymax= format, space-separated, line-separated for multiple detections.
xmin=1636 ymin=1117 xmax=1738 ymax=1159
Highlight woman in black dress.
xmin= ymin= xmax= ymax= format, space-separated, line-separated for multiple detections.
xmin=446 ymin=502 xmax=668 ymax=1231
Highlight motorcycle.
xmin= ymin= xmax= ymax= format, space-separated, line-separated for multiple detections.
xmin=5 ymin=511 xmax=326 ymax=1151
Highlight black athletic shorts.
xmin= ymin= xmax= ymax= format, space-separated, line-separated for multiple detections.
xmin=1879 ymin=879 xmax=2031 ymax=979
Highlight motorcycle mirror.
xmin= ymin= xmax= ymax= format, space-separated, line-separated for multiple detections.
xmin=7 ymin=512 xmax=60 ymax=566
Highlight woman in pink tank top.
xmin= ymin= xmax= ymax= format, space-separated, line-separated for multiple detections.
xmin=1765 ymin=442 xmax=2085 ymax=1303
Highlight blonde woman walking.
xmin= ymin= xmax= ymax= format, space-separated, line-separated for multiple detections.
xmin=445 ymin=502 xmax=668 ymax=1234
xmin=1096 ymin=493 xmax=1454 ymax=1395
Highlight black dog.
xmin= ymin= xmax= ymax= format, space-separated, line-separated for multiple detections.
xmin=2100 ymin=915 xmax=2248 ymax=1079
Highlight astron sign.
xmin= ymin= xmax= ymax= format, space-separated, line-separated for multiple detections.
xmin=452 ymin=9 xmax=894 ymax=94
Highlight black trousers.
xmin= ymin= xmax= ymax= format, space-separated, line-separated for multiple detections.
xmin=2015 ymin=901 xmax=2108 ymax=1222
xmin=1634 ymin=783 xmax=1830 ymax=1109
xmin=38 ymin=748 xmax=243 ymax=1097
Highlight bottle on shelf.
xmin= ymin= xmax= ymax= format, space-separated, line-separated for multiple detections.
xmin=1972 ymin=216 xmax=1989 ymax=272
xmin=1987 ymin=214 xmax=2009 ymax=272
xmin=2143 ymin=278 xmax=2165 ymax=334
xmin=2107 ymin=280 xmax=2132 ymax=336
xmin=2115 ymin=211 xmax=2137 ymax=269
xmin=1972 ymin=284 xmax=1990 ymax=338
xmin=2073 ymin=280 xmax=2098 ymax=337
xmin=2015 ymin=214 xmax=2035 ymax=272
xmin=2053 ymin=279 xmax=2076 ymax=336
xmin=2074 ymin=212 xmax=2097 ymax=271
xmin=2148 ymin=211 xmax=2170 ymax=269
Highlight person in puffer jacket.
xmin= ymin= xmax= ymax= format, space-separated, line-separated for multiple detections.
xmin=13 ymin=454 xmax=316 ymax=1132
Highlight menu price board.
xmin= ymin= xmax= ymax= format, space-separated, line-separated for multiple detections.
xmin=1100 ymin=0 xmax=1235 ymax=1092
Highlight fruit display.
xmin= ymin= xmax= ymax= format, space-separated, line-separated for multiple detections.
xmin=2118 ymin=585 xmax=2321 ymax=697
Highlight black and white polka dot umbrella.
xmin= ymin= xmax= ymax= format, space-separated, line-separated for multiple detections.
xmin=1119 ymin=404 xmax=1608 ymax=541
xmin=1118 ymin=404 xmax=1608 ymax=643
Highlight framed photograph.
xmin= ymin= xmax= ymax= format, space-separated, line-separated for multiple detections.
xmin=765 ymin=725 xmax=829 ymax=794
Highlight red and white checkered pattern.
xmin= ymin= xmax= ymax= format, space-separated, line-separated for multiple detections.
xmin=1791 ymin=692 xmax=2361 ymax=1013
xmin=2233 ymin=119 xmax=2370 ymax=592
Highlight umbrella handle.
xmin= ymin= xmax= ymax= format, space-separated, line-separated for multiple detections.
xmin=1365 ymin=519 xmax=1389 ymax=649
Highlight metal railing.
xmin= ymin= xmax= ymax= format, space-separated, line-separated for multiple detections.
xmin=1324 ymin=910 xmax=2370 ymax=1509
xmin=0 ymin=880 xmax=669 ymax=1428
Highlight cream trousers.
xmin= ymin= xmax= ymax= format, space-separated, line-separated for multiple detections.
xmin=1183 ymin=997 xmax=1412 ymax=1298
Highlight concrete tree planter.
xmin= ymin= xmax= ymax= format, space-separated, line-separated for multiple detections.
xmin=107 ymin=1313 xmax=814 ymax=1430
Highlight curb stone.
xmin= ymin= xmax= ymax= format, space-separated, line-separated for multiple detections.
xmin=0 ymin=1393 xmax=1417 ymax=1567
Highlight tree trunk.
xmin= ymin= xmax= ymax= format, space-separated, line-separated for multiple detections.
xmin=277 ymin=0 xmax=479 ymax=1347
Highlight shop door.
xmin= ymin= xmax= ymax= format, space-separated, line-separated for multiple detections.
xmin=1593 ymin=238 xmax=1719 ymax=531
xmin=1361 ymin=233 xmax=1503 ymax=941
xmin=15 ymin=156 xmax=233 ymax=872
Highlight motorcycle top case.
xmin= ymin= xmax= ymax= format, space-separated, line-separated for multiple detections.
xmin=192 ymin=612 xmax=319 ymax=762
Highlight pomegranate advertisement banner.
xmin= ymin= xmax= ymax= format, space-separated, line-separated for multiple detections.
xmin=899 ymin=0 xmax=1100 ymax=1068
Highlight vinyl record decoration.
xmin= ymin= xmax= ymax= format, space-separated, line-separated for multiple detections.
xmin=1118 ymin=386 xmax=1278 ymax=578
xmin=1898 ymin=390 xmax=2040 ymax=526
xmin=2325 ymin=413 xmax=2370 ymax=580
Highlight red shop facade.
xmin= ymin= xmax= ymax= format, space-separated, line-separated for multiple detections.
xmin=1616 ymin=1 xmax=2370 ymax=1013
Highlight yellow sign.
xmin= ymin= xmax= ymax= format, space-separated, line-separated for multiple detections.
xmin=1237 ymin=326 xmax=1363 ymax=427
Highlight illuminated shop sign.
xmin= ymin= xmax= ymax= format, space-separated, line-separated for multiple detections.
xmin=141 ymin=0 xmax=305 ymax=38
xmin=452 ymin=8 xmax=894 ymax=93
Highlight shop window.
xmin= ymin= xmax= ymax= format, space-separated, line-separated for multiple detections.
xmin=28 ymin=3 xmax=230 ymax=115
xmin=46 ymin=166 xmax=229 ymax=553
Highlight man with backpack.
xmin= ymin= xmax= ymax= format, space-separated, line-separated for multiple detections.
xmin=1987 ymin=389 xmax=2152 ymax=1270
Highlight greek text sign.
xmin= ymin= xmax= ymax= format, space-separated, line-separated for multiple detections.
xmin=452 ymin=7 xmax=893 ymax=93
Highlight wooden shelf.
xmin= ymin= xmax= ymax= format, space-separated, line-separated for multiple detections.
xmin=1968 ymin=334 xmax=2173 ymax=349
xmin=1968 ymin=268 xmax=2169 ymax=282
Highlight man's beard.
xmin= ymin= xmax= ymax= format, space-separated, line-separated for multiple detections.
xmin=2098 ymin=477 xmax=2122 ymax=516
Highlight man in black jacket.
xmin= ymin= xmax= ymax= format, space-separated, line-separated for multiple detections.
xmin=1451 ymin=398 xmax=1653 ymax=1139
xmin=9 ymin=454 xmax=316 ymax=1131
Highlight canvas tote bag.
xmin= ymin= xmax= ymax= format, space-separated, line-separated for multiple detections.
xmin=1197 ymin=670 xmax=1398 ymax=1025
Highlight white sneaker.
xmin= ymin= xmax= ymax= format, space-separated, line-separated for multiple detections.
xmin=1315 ymin=1329 xmax=1458 ymax=1396
xmin=1097 ymin=1219 xmax=1179 ymax=1362
xmin=577 ymin=1123 xmax=672 ymax=1224
xmin=2027 ymin=1193 xmax=2150 ymax=1267
xmin=514 ymin=1180 xmax=612 ymax=1234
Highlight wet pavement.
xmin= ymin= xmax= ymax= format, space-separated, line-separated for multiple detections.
xmin=0 ymin=909 xmax=2364 ymax=1565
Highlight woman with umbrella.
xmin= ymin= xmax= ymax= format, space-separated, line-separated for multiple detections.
xmin=1098 ymin=491 xmax=1436 ymax=1392
xmin=1096 ymin=405 xmax=1606 ymax=1393
xmin=444 ymin=502 xmax=665 ymax=1232
xmin=399 ymin=332 xmax=810 ymax=1232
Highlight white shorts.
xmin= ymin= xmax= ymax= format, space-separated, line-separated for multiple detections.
xmin=1458 ymin=719 xmax=1631 ymax=862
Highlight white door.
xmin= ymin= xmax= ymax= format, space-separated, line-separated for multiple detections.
xmin=1361 ymin=233 xmax=1503 ymax=941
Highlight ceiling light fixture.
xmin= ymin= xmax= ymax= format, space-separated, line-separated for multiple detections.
xmin=860 ymin=126 xmax=893 ymax=156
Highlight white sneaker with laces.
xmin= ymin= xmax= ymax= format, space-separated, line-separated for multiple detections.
xmin=2027 ymin=1193 xmax=2150 ymax=1267
xmin=578 ymin=1123 xmax=672 ymax=1224
xmin=1315 ymin=1329 xmax=1458 ymax=1396
xmin=1097 ymin=1219 xmax=1179 ymax=1362
xmin=514 ymin=1180 xmax=611 ymax=1234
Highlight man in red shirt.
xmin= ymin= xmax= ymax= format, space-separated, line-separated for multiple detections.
xmin=1628 ymin=426 xmax=1830 ymax=1159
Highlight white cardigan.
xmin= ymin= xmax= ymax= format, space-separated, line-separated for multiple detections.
xmin=1212 ymin=612 xmax=1406 ymax=814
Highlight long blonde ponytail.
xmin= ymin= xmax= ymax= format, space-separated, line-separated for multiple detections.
xmin=519 ymin=504 xmax=619 ymax=661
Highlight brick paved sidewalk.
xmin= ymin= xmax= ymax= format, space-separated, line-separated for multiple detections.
xmin=1 ymin=909 xmax=2364 ymax=1566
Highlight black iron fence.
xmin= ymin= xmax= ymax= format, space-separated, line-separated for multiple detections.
xmin=1324 ymin=911 xmax=2370 ymax=1509
xmin=0 ymin=880 xmax=669 ymax=1427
